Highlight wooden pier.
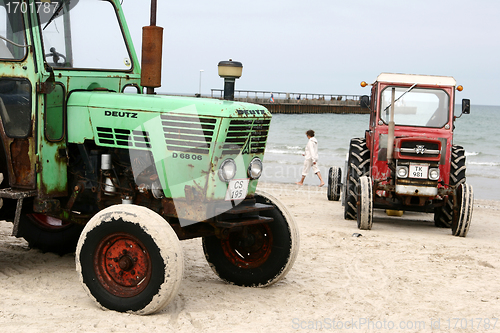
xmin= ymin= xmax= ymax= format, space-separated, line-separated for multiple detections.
xmin=210 ymin=89 xmax=369 ymax=114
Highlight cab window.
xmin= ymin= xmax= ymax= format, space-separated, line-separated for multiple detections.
xmin=0 ymin=1 xmax=27 ymax=60
xmin=40 ymin=0 xmax=132 ymax=70
xmin=380 ymin=87 xmax=450 ymax=128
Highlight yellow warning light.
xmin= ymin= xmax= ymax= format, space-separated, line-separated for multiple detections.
xmin=457 ymin=85 xmax=463 ymax=92
xmin=360 ymin=81 xmax=368 ymax=87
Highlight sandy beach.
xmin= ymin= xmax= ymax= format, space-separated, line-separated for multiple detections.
xmin=1 ymin=182 xmax=499 ymax=332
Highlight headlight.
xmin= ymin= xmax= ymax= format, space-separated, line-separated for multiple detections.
xmin=218 ymin=158 xmax=237 ymax=182
xmin=248 ymin=157 xmax=263 ymax=179
xmin=428 ymin=168 xmax=440 ymax=180
xmin=397 ymin=165 xmax=408 ymax=178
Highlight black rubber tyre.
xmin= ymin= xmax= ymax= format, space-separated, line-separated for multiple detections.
xmin=203 ymin=190 xmax=299 ymax=287
xmin=0 ymin=173 xmax=16 ymax=221
xmin=434 ymin=145 xmax=466 ymax=227
xmin=452 ymin=183 xmax=473 ymax=237
xmin=344 ymin=138 xmax=370 ymax=220
xmin=357 ymin=176 xmax=373 ymax=230
xmin=0 ymin=197 xmax=16 ymax=221
xmin=17 ymin=208 xmax=84 ymax=255
xmin=76 ymin=205 xmax=183 ymax=315
xmin=327 ymin=166 xmax=342 ymax=201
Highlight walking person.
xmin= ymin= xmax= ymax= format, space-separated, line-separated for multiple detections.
xmin=296 ymin=130 xmax=325 ymax=187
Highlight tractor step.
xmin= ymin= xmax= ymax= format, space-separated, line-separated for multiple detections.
xmin=214 ymin=216 xmax=274 ymax=228
xmin=215 ymin=202 xmax=274 ymax=216
xmin=0 ymin=188 xmax=37 ymax=199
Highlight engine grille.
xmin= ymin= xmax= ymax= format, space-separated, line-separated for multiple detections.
xmin=399 ymin=141 xmax=440 ymax=158
xmin=222 ymin=119 xmax=270 ymax=155
xmin=161 ymin=114 xmax=216 ymax=155
xmin=96 ymin=127 xmax=151 ymax=149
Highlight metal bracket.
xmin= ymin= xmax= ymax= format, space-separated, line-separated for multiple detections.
xmin=0 ymin=188 xmax=37 ymax=237
xmin=12 ymin=197 xmax=24 ymax=237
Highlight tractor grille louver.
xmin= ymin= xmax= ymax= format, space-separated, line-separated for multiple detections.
xmin=399 ymin=141 xmax=440 ymax=158
xmin=161 ymin=114 xmax=216 ymax=155
xmin=96 ymin=127 xmax=151 ymax=148
xmin=222 ymin=119 xmax=270 ymax=155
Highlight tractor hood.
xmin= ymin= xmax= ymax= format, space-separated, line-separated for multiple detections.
xmin=67 ymin=91 xmax=271 ymax=145
xmin=67 ymin=91 xmax=270 ymax=118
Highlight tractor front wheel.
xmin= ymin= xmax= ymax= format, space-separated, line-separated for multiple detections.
xmin=357 ymin=176 xmax=373 ymax=230
xmin=76 ymin=205 xmax=183 ymax=315
xmin=327 ymin=166 xmax=342 ymax=201
xmin=203 ymin=190 xmax=299 ymax=287
xmin=452 ymin=183 xmax=473 ymax=237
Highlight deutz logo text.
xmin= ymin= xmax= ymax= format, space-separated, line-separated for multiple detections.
xmin=237 ymin=109 xmax=266 ymax=115
xmin=105 ymin=110 xmax=138 ymax=118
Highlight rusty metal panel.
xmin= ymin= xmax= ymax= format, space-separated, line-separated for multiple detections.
xmin=10 ymin=138 xmax=35 ymax=188
xmin=140 ymin=26 xmax=163 ymax=88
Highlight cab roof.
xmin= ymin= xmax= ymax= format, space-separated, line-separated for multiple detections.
xmin=376 ymin=73 xmax=457 ymax=87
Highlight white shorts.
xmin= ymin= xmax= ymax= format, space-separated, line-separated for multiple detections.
xmin=302 ymin=159 xmax=319 ymax=176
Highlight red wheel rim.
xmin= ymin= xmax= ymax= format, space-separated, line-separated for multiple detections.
xmin=220 ymin=224 xmax=273 ymax=269
xmin=94 ymin=232 xmax=152 ymax=297
xmin=28 ymin=213 xmax=70 ymax=230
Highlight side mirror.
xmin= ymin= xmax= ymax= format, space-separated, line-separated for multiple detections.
xmin=462 ymin=99 xmax=470 ymax=114
xmin=360 ymin=95 xmax=370 ymax=108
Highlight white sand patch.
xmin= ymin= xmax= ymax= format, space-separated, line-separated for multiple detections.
xmin=0 ymin=182 xmax=499 ymax=332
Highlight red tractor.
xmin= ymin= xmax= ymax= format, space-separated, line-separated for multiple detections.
xmin=329 ymin=73 xmax=473 ymax=237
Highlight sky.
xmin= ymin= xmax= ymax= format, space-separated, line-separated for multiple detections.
xmin=120 ymin=0 xmax=500 ymax=105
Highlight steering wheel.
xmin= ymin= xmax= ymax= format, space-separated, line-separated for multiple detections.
xmin=45 ymin=47 xmax=67 ymax=65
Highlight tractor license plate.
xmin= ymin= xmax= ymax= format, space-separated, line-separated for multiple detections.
xmin=225 ymin=179 xmax=249 ymax=201
xmin=409 ymin=164 xmax=428 ymax=179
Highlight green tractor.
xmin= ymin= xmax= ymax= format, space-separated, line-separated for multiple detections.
xmin=0 ymin=0 xmax=299 ymax=314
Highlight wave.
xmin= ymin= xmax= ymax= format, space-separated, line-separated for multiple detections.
xmin=468 ymin=161 xmax=500 ymax=166
xmin=466 ymin=173 xmax=500 ymax=179
xmin=265 ymin=145 xmax=304 ymax=155
xmin=465 ymin=151 xmax=479 ymax=156
xmin=265 ymin=149 xmax=301 ymax=155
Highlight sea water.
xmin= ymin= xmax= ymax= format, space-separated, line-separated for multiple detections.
xmin=261 ymin=105 xmax=500 ymax=200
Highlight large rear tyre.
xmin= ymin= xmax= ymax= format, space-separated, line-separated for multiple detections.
xmin=76 ymin=205 xmax=183 ymax=315
xmin=18 ymin=209 xmax=83 ymax=255
xmin=452 ymin=184 xmax=473 ymax=237
xmin=434 ymin=145 xmax=466 ymax=227
xmin=327 ymin=166 xmax=341 ymax=201
xmin=344 ymin=138 xmax=370 ymax=220
xmin=203 ymin=190 xmax=299 ymax=287
xmin=357 ymin=176 xmax=373 ymax=230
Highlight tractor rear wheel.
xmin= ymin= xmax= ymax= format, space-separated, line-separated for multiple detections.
xmin=452 ymin=183 xmax=473 ymax=237
xmin=203 ymin=190 xmax=299 ymax=287
xmin=357 ymin=176 xmax=373 ymax=230
xmin=17 ymin=202 xmax=83 ymax=255
xmin=327 ymin=166 xmax=341 ymax=201
xmin=76 ymin=205 xmax=183 ymax=315
xmin=434 ymin=145 xmax=466 ymax=227
xmin=344 ymin=138 xmax=370 ymax=220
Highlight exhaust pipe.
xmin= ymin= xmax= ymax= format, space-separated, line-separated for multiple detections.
xmin=387 ymin=87 xmax=395 ymax=163
xmin=141 ymin=0 xmax=163 ymax=95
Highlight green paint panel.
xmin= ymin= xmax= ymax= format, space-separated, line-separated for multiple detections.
xmin=45 ymin=84 xmax=65 ymax=141
xmin=66 ymin=91 xmax=271 ymax=200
